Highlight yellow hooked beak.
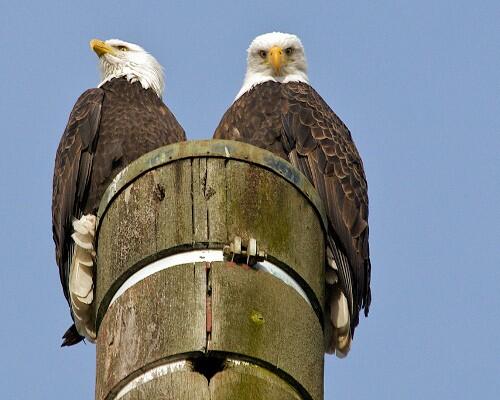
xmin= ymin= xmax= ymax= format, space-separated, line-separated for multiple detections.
xmin=268 ymin=46 xmax=285 ymax=75
xmin=89 ymin=39 xmax=116 ymax=57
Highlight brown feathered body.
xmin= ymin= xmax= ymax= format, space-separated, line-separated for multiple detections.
xmin=214 ymin=81 xmax=371 ymax=334
xmin=52 ymin=78 xmax=185 ymax=344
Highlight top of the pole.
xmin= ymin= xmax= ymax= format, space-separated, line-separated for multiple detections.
xmin=96 ymin=139 xmax=327 ymax=232
xmin=94 ymin=138 xmax=327 ymax=399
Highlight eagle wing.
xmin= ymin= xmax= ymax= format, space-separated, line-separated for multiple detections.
xmin=281 ymin=82 xmax=371 ymax=328
xmin=52 ymin=89 xmax=103 ymax=301
xmin=214 ymin=81 xmax=371 ymax=333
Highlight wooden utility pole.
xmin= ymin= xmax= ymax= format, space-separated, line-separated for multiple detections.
xmin=92 ymin=140 xmax=327 ymax=400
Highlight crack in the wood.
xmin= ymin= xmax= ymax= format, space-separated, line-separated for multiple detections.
xmin=205 ymin=262 xmax=212 ymax=351
xmin=201 ymin=161 xmax=207 ymax=191
xmin=206 ymin=208 xmax=210 ymax=241
xmin=190 ymin=158 xmax=195 ymax=238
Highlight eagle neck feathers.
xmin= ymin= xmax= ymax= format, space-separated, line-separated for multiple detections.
xmin=235 ymin=72 xmax=309 ymax=101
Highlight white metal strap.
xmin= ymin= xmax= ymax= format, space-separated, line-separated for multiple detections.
xmin=109 ymin=249 xmax=311 ymax=307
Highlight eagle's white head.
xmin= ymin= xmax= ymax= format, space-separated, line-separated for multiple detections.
xmin=90 ymin=38 xmax=164 ymax=98
xmin=236 ymin=32 xmax=309 ymax=100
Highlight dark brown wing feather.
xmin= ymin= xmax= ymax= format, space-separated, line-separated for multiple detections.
xmin=84 ymin=79 xmax=186 ymax=212
xmin=52 ymin=88 xmax=103 ymax=302
xmin=214 ymin=82 xmax=287 ymax=159
xmin=282 ymin=82 xmax=371 ymax=328
xmin=53 ymin=79 xmax=186 ymax=345
xmin=214 ymin=81 xmax=371 ymax=332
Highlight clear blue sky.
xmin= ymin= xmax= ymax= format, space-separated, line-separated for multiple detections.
xmin=1 ymin=1 xmax=498 ymax=398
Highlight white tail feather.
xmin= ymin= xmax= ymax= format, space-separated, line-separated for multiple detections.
xmin=71 ymin=257 xmax=93 ymax=299
xmin=334 ymin=332 xmax=351 ymax=358
xmin=76 ymin=252 xmax=93 ymax=267
xmin=73 ymin=216 xmax=96 ymax=235
xmin=69 ymin=214 xmax=97 ymax=342
xmin=71 ymin=231 xmax=94 ymax=250
xmin=330 ymin=283 xmax=349 ymax=328
xmin=325 ymin=256 xmax=352 ymax=358
xmin=326 ymin=246 xmax=338 ymax=270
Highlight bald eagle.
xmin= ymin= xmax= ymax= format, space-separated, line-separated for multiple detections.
xmin=214 ymin=32 xmax=371 ymax=357
xmin=52 ymin=39 xmax=186 ymax=346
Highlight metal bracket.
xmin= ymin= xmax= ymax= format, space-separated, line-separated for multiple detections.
xmin=223 ymin=236 xmax=267 ymax=266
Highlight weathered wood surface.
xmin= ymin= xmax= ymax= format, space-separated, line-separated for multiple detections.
xmin=210 ymin=364 xmax=303 ymax=400
xmin=95 ymin=259 xmax=323 ymax=400
xmin=116 ymin=365 xmax=303 ymax=400
xmin=192 ymin=157 xmax=228 ymax=244
xmin=209 ymin=262 xmax=323 ymax=400
xmin=97 ymin=140 xmax=327 ymax=227
xmin=224 ymin=160 xmax=325 ymax=309
xmin=95 ymin=264 xmax=206 ymax=400
xmin=95 ymin=144 xmax=325 ymax=331
xmin=95 ymin=161 xmax=194 ymax=328
xmin=93 ymin=140 xmax=327 ymax=399
xmin=119 ymin=371 xmax=210 ymax=400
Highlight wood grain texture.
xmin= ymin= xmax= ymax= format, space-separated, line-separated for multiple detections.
xmin=95 ymin=264 xmax=206 ymax=400
xmin=95 ymin=162 xmax=193 ymax=328
xmin=210 ymin=364 xmax=303 ymax=400
xmin=95 ymin=154 xmax=325 ymax=330
xmin=191 ymin=157 xmax=228 ymax=244
xmin=95 ymin=169 xmax=159 ymax=329
xmin=154 ymin=159 xmax=193 ymax=254
xmin=225 ymin=160 xmax=325 ymax=308
xmin=209 ymin=262 xmax=323 ymax=400
xmin=205 ymin=158 xmax=228 ymax=244
xmin=119 ymin=371 xmax=209 ymax=400
xmin=93 ymin=143 xmax=327 ymax=399
xmin=113 ymin=365 xmax=302 ymax=400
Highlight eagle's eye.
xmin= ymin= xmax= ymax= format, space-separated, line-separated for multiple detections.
xmin=258 ymin=50 xmax=267 ymax=59
xmin=117 ymin=46 xmax=128 ymax=52
xmin=285 ymin=47 xmax=294 ymax=56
